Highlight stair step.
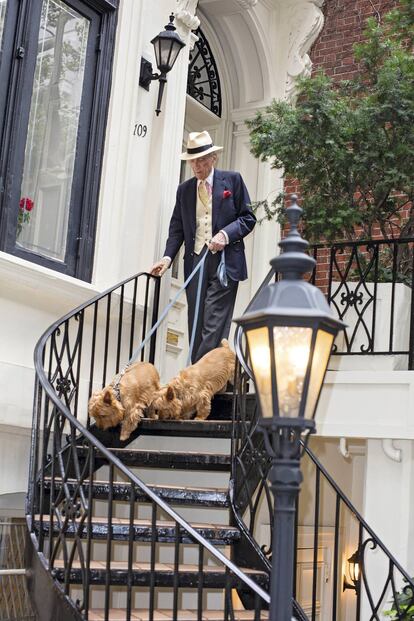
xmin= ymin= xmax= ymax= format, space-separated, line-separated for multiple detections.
xmin=43 ymin=478 xmax=229 ymax=507
xmin=94 ymin=448 xmax=232 ymax=471
xmin=88 ymin=609 xmax=268 ymax=620
xmin=35 ymin=515 xmax=240 ymax=545
xmin=52 ymin=560 xmax=268 ymax=589
xmin=88 ymin=419 xmax=233 ymax=447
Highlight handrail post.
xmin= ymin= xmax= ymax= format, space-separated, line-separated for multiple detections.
xmin=149 ymin=276 xmax=161 ymax=364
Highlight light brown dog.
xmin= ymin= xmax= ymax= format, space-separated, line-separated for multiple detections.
xmin=88 ymin=362 xmax=160 ymax=440
xmin=150 ymin=339 xmax=235 ymax=421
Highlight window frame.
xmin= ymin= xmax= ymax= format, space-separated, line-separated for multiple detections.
xmin=0 ymin=0 xmax=118 ymax=281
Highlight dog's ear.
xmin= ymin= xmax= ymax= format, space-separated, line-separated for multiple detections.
xmin=103 ymin=389 xmax=112 ymax=405
xmin=166 ymin=386 xmax=175 ymax=401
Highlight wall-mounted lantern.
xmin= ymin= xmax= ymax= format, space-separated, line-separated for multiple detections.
xmin=343 ymin=549 xmax=360 ymax=592
xmin=139 ymin=14 xmax=186 ymax=116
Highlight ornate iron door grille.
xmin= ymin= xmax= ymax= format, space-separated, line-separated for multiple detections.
xmin=187 ymin=28 xmax=222 ymax=117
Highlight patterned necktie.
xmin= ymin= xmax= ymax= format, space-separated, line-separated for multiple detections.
xmin=198 ymin=180 xmax=210 ymax=207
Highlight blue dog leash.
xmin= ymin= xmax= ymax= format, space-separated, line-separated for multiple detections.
xmin=113 ymin=249 xmax=209 ymax=390
xmin=217 ymin=249 xmax=228 ymax=288
xmin=113 ymin=244 xmax=230 ymax=396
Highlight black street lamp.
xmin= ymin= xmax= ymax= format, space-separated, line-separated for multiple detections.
xmin=234 ymin=195 xmax=345 ymax=621
xmin=139 ymin=14 xmax=186 ymax=116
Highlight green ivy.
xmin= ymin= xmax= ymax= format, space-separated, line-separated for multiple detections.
xmin=247 ymin=0 xmax=414 ymax=245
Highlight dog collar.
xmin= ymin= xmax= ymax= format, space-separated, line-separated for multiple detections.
xmin=111 ymin=371 xmax=124 ymax=403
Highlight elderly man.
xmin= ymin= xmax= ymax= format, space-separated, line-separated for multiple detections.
xmin=150 ymin=131 xmax=256 ymax=363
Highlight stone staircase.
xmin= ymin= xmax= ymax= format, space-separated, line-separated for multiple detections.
xmin=28 ymin=393 xmax=274 ymax=620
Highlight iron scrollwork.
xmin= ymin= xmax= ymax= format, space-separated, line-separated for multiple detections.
xmin=187 ymin=28 xmax=222 ymax=117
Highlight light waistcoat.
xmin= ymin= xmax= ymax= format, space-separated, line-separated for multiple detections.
xmin=194 ymin=181 xmax=213 ymax=255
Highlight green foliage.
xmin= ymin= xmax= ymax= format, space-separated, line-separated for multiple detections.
xmin=247 ymin=1 xmax=414 ymax=244
xmin=383 ymin=577 xmax=414 ymax=619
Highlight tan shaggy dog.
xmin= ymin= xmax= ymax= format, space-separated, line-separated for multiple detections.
xmin=151 ymin=339 xmax=235 ymax=421
xmin=88 ymin=362 xmax=160 ymax=440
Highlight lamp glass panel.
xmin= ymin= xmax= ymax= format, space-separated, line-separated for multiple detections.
xmin=304 ymin=329 xmax=334 ymax=420
xmin=159 ymin=39 xmax=173 ymax=68
xmin=166 ymin=41 xmax=182 ymax=69
xmin=152 ymin=37 xmax=162 ymax=68
xmin=273 ymin=326 xmax=312 ymax=418
xmin=350 ymin=561 xmax=359 ymax=583
xmin=246 ymin=327 xmax=273 ymax=418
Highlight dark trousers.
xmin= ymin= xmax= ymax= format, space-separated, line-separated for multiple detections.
xmin=186 ymin=249 xmax=239 ymax=363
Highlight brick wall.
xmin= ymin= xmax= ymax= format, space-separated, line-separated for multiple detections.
xmin=284 ymin=1 xmax=404 ymax=293
xmin=310 ymin=0 xmax=398 ymax=80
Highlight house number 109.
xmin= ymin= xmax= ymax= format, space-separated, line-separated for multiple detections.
xmin=133 ymin=124 xmax=147 ymax=137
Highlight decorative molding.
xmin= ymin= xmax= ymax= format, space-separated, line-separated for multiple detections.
xmin=175 ymin=0 xmax=200 ymax=41
xmin=382 ymin=439 xmax=402 ymax=463
xmin=285 ymin=0 xmax=325 ymax=99
xmin=235 ymin=0 xmax=258 ymax=8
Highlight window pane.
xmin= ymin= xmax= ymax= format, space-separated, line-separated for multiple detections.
xmin=16 ymin=0 xmax=90 ymax=261
xmin=0 ymin=0 xmax=7 ymax=51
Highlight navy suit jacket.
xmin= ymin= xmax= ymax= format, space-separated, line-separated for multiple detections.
xmin=163 ymin=169 xmax=256 ymax=282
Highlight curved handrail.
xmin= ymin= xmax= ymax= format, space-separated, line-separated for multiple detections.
xmin=303 ymin=443 xmax=414 ymax=587
xmin=31 ymin=373 xmax=270 ymax=603
xmin=27 ymin=268 xmax=271 ymax=619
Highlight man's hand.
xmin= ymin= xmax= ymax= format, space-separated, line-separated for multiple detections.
xmin=149 ymin=257 xmax=171 ymax=277
xmin=208 ymin=231 xmax=227 ymax=253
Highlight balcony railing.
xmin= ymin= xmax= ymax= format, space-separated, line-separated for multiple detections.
xmin=310 ymin=237 xmax=414 ymax=369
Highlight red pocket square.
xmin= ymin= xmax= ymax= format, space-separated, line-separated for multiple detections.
xmin=223 ymin=190 xmax=232 ymax=199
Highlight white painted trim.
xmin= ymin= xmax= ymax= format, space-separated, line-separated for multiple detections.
xmin=382 ymin=439 xmax=402 ymax=463
xmin=0 ymin=251 xmax=99 ymax=302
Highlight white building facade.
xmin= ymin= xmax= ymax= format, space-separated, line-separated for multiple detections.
xmin=0 ymin=0 xmax=413 ymax=617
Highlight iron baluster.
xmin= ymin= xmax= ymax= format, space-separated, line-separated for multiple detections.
xmin=129 ymin=277 xmax=138 ymax=359
xmin=332 ymin=494 xmax=341 ymax=620
xmin=73 ymin=310 xmax=85 ymax=418
xmin=197 ymin=543 xmax=204 ymax=621
xmin=87 ymin=301 xmax=99 ymax=424
xmin=127 ymin=483 xmax=135 ymax=621
xmin=141 ymin=275 xmax=151 ymax=361
xmin=104 ymin=462 xmax=114 ymax=620
xmin=173 ymin=521 xmax=180 ymax=620
xmin=149 ymin=501 xmax=157 ymax=621
xmin=115 ymin=284 xmax=125 ymax=372
xmin=311 ymin=468 xmax=320 ymax=621
xmin=389 ymin=242 xmax=399 ymax=352
xmin=102 ymin=293 xmax=112 ymax=388
xmin=149 ymin=276 xmax=161 ymax=364
xmin=371 ymin=244 xmax=380 ymax=354
xmin=84 ymin=445 xmax=94 ymax=620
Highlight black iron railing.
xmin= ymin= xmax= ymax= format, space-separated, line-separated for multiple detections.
xmin=310 ymin=237 xmax=414 ymax=369
xmin=27 ymin=270 xmax=270 ymax=620
xmin=232 ymin=330 xmax=414 ymax=621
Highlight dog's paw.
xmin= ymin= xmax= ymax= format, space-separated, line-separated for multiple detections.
xmin=119 ymin=428 xmax=131 ymax=441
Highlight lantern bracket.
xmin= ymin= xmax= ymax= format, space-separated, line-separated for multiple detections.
xmin=139 ymin=58 xmax=160 ymax=91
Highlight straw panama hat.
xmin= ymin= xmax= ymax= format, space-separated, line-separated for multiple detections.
xmin=180 ymin=131 xmax=223 ymax=161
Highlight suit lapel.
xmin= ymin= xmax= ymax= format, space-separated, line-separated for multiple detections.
xmin=212 ymin=170 xmax=225 ymax=232
xmin=186 ymin=177 xmax=197 ymax=236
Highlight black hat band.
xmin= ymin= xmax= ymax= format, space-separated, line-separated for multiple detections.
xmin=186 ymin=143 xmax=214 ymax=155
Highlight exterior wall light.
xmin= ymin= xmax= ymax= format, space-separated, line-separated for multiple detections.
xmin=234 ymin=194 xmax=346 ymax=621
xmin=139 ymin=14 xmax=186 ymax=116
xmin=343 ymin=549 xmax=360 ymax=592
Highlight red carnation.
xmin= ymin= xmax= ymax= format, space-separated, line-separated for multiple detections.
xmin=19 ymin=197 xmax=34 ymax=212
xmin=223 ymin=190 xmax=232 ymax=199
